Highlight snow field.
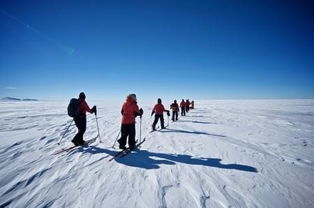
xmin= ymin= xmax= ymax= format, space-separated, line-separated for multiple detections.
xmin=0 ymin=100 xmax=313 ymax=207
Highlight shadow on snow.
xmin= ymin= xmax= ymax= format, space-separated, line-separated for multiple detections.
xmin=176 ymin=120 xmax=215 ymax=125
xmin=160 ymin=128 xmax=226 ymax=138
xmin=81 ymin=146 xmax=257 ymax=173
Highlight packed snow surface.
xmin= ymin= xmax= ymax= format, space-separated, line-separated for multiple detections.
xmin=0 ymin=100 xmax=313 ymax=208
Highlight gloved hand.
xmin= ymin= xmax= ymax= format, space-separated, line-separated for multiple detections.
xmin=91 ymin=106 xmax=97 ymax=115
xmin=139 ymin=108 xmax=143 ymax=117
xmin=167 ymin=111 xmax=170 ymax=116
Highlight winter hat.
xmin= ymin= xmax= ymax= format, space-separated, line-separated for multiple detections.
xmin=128 ymin=93 xmax=137 ymax=101
xmin=158 ymin=98 xmax=162 ymax=104
xmin=79 ymin=92 xmax=86 ymax=99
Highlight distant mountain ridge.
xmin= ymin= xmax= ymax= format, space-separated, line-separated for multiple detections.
xmin=1 ymin=97 xmax=38 ymax=101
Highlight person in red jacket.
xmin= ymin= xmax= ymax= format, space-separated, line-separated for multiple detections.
xmin=118 ymin=94 xmax=143 ymax=150
xmin=180 ymin=99 xmax=186 ymax=116
xmin=72 ymin=92 xmax=96 ymax=146
xmin=151 ymin=98 xmax=170 ymax=131
xmin=170 ymin=100 xmax=179 ymax=121
xmin=186 ymin=99 xmax=191 ymax=113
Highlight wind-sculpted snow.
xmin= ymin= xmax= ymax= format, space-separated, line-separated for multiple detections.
xmin=0 ymin=100 xmax=313 ymax=207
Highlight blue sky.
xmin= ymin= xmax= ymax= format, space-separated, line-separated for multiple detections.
xmin=0 ymin=0 xmax=313 ymax=100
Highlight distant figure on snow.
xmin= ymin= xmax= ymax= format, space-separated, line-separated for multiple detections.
xmin=186 ymin=99 xmax=191 ymax=113
xmin=191 ymin=100 xmax=194 ymax=109
xmin=170 ymin=100 xmax=180 ymax=121
xmin=118 ymin=94 xmax=143 ymax=150
xmin=180 ymin=99 xmax=186 ymax=116
xmin=72 ymin=92 xmax=96 ymax=146
xmin=151 ymin=98 xmax=170 ymax=131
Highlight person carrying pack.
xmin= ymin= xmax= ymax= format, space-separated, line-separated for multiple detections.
xmin=68 ymin=92 xmax=96 ymax=146
xmin=151 ymin=98 xmax=170 ymax=131
xmin=170 ymin=100 xmax=179 ymax=121
xmin=118 ymin=94 xmax=143 ymax=150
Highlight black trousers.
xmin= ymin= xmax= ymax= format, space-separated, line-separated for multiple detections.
xmin=181 ymin=107 xmax=186 ymax=116
xmin=73 ymin=117 xmax=86 ymax=143
xmin=186 ymin=105 xmax=190 ymax=112
xmin=172 ymin=111 xmax=178 ymax=121
xmin=118 ymin=123 xmax=136 ymax=148
xmin=152 ymin=114 xmax=164 ymax=130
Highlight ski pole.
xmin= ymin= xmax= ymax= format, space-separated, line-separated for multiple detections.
xmin=58 ymin=119 xmax=73 ymax=145
xmin=112 ymin=130 xmax=121 ymax=148
xmin=95 ymin=114 xmax=102 ymax=143
xmin=140 ymin=116 xmax=142 ymax=143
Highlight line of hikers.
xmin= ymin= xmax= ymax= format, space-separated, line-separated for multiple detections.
xmin=68 ymin=92 xmax=194 ymax=150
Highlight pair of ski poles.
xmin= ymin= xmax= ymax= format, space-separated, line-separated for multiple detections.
xmin=58 ymin=106 xmax=101 ymax=145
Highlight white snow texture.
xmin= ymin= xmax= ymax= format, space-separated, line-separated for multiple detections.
xmin=0 ymin=100 xmax=313 ymax=208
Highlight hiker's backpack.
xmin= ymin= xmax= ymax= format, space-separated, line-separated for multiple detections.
xmin=67 ymin=98 xmax=80 ymax=118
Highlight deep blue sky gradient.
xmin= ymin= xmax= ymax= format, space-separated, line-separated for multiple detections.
xmin=0 ymin=0 xmax=313 ymax=100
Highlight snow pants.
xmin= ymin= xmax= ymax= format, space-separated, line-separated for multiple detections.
xmin=152 ymin=114 xmax=164 ymax=130
xmin=172 ymin=111 xmax=178 ymax=121
xmin=181 ymin=107 xmax=186 ymax=116
xmin=73 ymin=117 xmax=86 ymax=144
xmin=118 ymin=123 xmax=136 ymax=148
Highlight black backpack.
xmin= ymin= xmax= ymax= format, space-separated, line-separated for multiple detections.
xmin=67 ymin=98 xmax=80 ymax=118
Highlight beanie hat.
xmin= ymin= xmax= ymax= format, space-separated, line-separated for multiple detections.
xmin=79 ymin=92 xmax=86 ymax=99
xmin=128 ymin=93 xmax=137 ymax=101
